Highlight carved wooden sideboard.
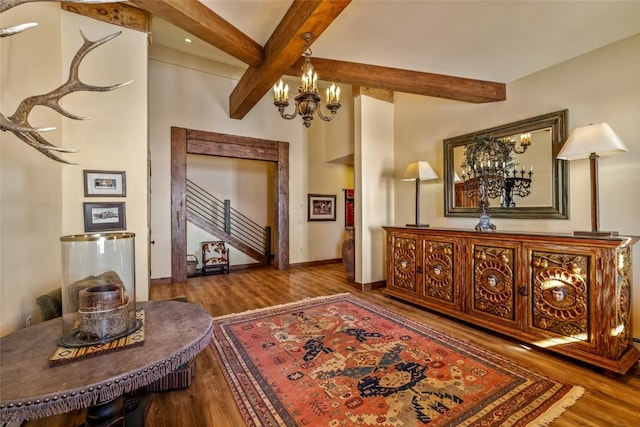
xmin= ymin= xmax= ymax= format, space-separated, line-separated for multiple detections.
xmin=383 ymin=226 xmax=640 ymax=374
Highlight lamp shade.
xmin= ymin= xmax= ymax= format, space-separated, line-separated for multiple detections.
xmin=557 ymin=122 xmax=628 ymax=160
xmin=400 ymin=161 xmax=439 ymax=181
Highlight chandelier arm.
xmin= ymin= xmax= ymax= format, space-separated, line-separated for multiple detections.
xmin=279 ymin=110 xmax=298 ymax=120
xmin=275 ymin=103 xmax=298 ymax=120
xmin=316 ymin=107 xmax=337 ymax=122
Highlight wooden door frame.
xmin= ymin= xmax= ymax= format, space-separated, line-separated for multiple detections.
xmin=170 ymin=127 xmax=289 ymax=283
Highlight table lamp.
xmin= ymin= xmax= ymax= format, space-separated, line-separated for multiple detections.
xmin=400 ymin=161 xmax=439 ymax=227
xmin=556 ymin=122 xmax=628 ymax=236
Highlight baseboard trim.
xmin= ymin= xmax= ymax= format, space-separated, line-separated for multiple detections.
xmin=290 ymin=259 xmax=341 ymax=268
xmin=351 ymin=280 xmax=386 ymax=292
xmin=150 ymin=277 xmax=172 ymax=286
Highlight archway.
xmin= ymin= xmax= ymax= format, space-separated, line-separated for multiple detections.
xmin=170 ymin=127 xmax=289 ymax=282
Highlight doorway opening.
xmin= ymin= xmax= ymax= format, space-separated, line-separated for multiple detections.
xmin=170 ymin=127 xmax=289 ymax=283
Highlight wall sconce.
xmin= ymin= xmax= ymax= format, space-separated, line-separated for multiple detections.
xmin=556 ymin=122 xmax=628 ymax=236
xmin=400 ymin=161 xmax=439 ymax=227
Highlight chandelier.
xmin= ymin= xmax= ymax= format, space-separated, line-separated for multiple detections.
xmin=273 ymin=32 xmax=341 ymax=128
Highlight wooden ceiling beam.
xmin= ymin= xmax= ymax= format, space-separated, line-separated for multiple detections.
xmin=288 ymin=58 xmax=506 ymax=103
xmin=129 ymin=0 xmax=264 ymax=67
xmin=60 ymin=2 xmax=150 ymax=33
xmin=229 ymin=0 xmax=351 ymax=120
xmin=75 ymin=0 xmax=505 ymax=114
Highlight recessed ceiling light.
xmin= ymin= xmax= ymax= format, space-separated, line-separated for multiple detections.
xmin=184 ymin=38 xmax=192 ymax=43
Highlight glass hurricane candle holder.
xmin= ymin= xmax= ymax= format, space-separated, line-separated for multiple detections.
xmin=59 ymin=232 xmax=138 ymax=347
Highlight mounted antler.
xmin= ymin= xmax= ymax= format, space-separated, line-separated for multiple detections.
xmin=1 ymin=30 xmax=133 ymax=163
xmin=1 ymin=0 xmax=130 ymax=163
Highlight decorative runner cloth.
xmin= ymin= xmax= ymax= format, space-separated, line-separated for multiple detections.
xmin=212 ymin=293 xmax=583 ymax=427
xmin=49 ymin=310 xmax=145 ymax=367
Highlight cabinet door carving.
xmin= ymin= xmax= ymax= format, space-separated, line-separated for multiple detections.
xmin=613 ymin=246 xmax=633 ymax=359
xmin=530 ymin=251 xmax=590 ymax=342
xmin=422 ymin=241 xmax=455 ymax=303
xmin=390 ymin=236 xmax=418 ymax=292
xmin=472 ymin=245 xmax=516 ymax=321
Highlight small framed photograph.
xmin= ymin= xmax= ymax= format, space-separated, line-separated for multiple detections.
xmin=83 ymin=202 xmax=126 ymax=232
xmin=308 ymin=194 xmax=336 ymax=221
xmin=83 ymin=170 xmax=126 ymax=197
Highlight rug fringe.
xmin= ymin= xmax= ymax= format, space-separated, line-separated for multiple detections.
xmin=213 ymin=293 xmax=351 ymax=320
xmin=526 ymin=386 xmax=585 ymax=427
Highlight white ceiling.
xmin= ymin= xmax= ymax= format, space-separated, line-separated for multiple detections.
xmin=149 ymin=0 xmax=640 ymax=83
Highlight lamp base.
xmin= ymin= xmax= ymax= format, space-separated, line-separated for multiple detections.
xmin=573 ymin=230 xmax=619 ymax=237
xmin=406 ymin=223 xmax=429 ymax=228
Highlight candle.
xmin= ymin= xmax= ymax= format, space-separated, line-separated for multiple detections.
xmin=273 ymin=80 xmax=283 ymax=102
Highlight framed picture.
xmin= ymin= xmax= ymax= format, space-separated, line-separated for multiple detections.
xmin=308 ymin=194 xmax=336 ymax=221
xmin=83 ymin=170 xmax=126 ymax=197
xmin=83 ymin=202 xmax=126 ymax=232
xmin=344 ymin=188 xmax=354 ymax=227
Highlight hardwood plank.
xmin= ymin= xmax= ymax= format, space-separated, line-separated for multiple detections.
xmin=24 ymin=264 xmax=640 ymax=426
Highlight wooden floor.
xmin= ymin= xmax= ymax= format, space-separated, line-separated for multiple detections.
xmin=25 ymin=263 xmax=640 ymax=426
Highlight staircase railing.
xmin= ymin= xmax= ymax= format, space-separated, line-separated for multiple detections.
xmin=186 ymin=179 xmax=271 ymax=262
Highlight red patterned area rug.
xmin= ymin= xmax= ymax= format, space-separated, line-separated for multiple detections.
xmin=212 ymin=293 xmax=583 ymax=427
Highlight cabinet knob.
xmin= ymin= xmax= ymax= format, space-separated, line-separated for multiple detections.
xmin=416 ymin=266 xmax=423 ymax=273
xmin=518 ymin=285 xmax=528 ymax=296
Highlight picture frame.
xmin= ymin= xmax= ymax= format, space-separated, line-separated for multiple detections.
xmin=344 ymin=189 xmax=354 ymax=228
xmin=83 ymin=170 xmax=126 ymax=197
xmin=308 ymin=194 xmax=336 ymax=221
xmin=83 ymin=202 xmax=126 ymax=232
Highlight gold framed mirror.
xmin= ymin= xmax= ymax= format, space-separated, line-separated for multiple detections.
xmin=444 ymin=110 xmax=569 ymax=219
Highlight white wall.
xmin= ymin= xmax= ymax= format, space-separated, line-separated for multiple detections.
xmin=355 ymin=96 xmax=395 ymax=284
xmin=1 ymin=3 xmax=63 ymax=336
xmin=60 ymin=12 xmax=149 ymax=301
xmin=148 ymin=46 xmax=354 ymax=279
xmin=393 ymin=34 xmax=640 ymax=336
xmin=1 ymin=6 xmax=148 ymax=335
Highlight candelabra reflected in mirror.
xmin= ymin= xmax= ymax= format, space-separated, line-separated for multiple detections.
xmin=502 ymin=165 xmax=534 ymax=208
xmin=460 ymin=134 xmax=534 ymax=231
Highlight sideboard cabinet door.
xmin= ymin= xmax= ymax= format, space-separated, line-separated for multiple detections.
xmin=386 ymin=232 xmax=421 ymax=301
xmin=524 ymin=243 xmax=597 ymax=356
xmin=465 ymin=238 xmax=522 ymax=334
xmin=420 ymin=236 xmax=461 ymax=313
xmin=385 ymin=232 xmax=461 ymax=313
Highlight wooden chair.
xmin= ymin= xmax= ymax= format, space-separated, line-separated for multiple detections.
xmin=201 ymin=241 xmax=230 ymax=275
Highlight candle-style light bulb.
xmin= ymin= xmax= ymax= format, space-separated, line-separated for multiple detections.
xmin=273 ymin=80 xmax=282 ymax=102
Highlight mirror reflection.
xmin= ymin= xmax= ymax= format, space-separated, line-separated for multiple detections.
xmin=444 ymin=110 xmax=569 ymax=219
